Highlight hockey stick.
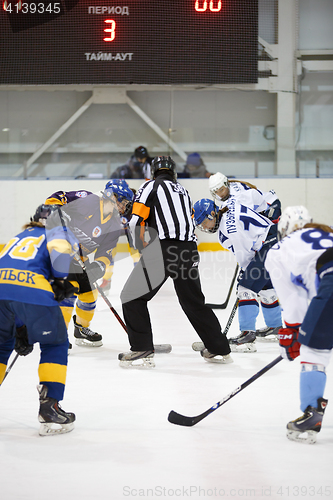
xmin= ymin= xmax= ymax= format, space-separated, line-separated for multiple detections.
xmin=96 ymin=282 xmax=172 ymax=354
xmin=0 ymin=353 xmax=19 ymax=386
xmin=222 ymin=297 xmax=239 ymax=336
xmin=56 ymin=207 xmax=171 ymax=354
xmin=192 ymin=297 xmax=239 ymax=352
xmin=168 ymin=355 xmax=282 ymax=426
xmin=206 ymin=263 xmax=239 ymax=309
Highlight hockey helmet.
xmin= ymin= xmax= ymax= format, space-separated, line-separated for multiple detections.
xmin=193 ymin=198 xmax=220 ymax=233
xmin=134 ymin=145 xmax=148 ymax=160
xmin=278 ymin=205 xmax=313 ymax=240
xmin=151 ymin=156 xmax=177 ymax=182
xmin=209 ymin=172 xmax=230 ymax=201
xmin=31 ymin=204 xmax=59 ymax=226
xmin=103 ymin=179 xmax=134 ymax=215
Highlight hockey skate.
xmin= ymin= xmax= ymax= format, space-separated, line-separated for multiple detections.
xmin=255 ymin=326 xmax=281 ymax=342
xmin=200 ymin=349 xmax=233 ymax=364
xmin=73 ymin=315 xmax=103 ymax=347
xmin=286 ymin=398 xmax=328 ymax=444
xmin=38 ymin=385 xmax=75 ymax=436
xmin=228 ymin=331 xmax=257 ymax=353
xmin=118 ymin=350 xmax=155 ymax=368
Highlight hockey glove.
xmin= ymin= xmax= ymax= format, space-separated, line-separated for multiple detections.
xmin=278 ymin=326 xmax=301 ymax=361
xmin=51 ymin=278 xmax=79 ymax=302
xmin=84 ymin=260 xmax=106 ymax=283
xmin=15 ymin=325 xmax=33 ymax=356
xmin=261 ymin=199 xmax=281 ymax=223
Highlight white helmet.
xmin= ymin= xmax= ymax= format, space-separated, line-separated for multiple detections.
xmin=278 ymin=205 xmax=313 ymax=239
xmin=209 ymin=172 xmax=229 ymax=201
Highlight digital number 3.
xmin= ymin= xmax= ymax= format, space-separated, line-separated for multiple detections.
xmin=104 ymin=19 xmax=116 ymax=42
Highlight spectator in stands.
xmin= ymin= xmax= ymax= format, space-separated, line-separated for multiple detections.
xmin=133 ymin=146 xmax=154 ymax=179
xmin=183 ymin=153 xmax=212 ymax=178
xmin=110 ymin=146 xmax=153 ymax=179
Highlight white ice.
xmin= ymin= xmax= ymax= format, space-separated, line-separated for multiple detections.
xmin=1 ymin=251 xmax=332 ymax=500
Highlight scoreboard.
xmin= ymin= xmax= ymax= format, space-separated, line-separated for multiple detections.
xmin=1 ymin=0 xmax=258 ymax=85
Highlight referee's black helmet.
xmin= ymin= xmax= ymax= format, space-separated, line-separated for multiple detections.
xmin=151 ymin=156 xmax=177 ymax=182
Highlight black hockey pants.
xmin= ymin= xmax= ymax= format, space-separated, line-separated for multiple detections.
xmin=121 ymin=239 xmax=230 ymax=355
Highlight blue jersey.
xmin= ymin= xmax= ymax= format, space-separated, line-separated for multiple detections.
xmin=0 ymin=225 xmax=78 ymax=306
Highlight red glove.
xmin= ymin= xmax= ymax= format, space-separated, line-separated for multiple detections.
xmin=278 ymin=326 xmax=301 ymax=361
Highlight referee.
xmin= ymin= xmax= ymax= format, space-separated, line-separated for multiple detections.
xmin=119 ymin=156 xmax=232 ymax=368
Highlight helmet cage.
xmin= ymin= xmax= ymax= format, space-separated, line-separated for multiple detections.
xmin=31 ymin=204 xmax=59 ymax=226
xmin=193 ymin=199 xmax=220 ymax=233
xmin=103 ymin=181 xmax=134 ymax=215
xmin=209 ymin=173 xmax=230 ymax=201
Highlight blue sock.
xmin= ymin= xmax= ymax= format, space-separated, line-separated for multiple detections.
xmin=238 ymin=302 xmax=259 ymax=331
xmin=261 ymin=303 xmax=282 ymax=328
xmin=300 ymin=370 xmax=326 ymax=412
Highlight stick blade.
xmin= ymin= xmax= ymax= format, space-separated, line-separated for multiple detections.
xmin=168 ymin=410 xmax=197 ymax=427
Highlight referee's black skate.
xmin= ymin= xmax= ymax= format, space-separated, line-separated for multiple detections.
xmin=38 ymin=385 xmax=75 ymax=436
xmin=118 ymin=350 xmax=155 ymax=368
xmin=200 ymin=349 xmax=233 ymax=364
xmin=73 ymin=315 xmax=103 ymax=347
xmin=255 ymin=326 xmax=281 ymax=342
xmin=229 ymin=331 xmax=257 ymax=353
xmin=286 ymin=398 xmax=328 ymax=444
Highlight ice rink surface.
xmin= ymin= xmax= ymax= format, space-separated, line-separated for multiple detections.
xmin=1 ymin=251 xmax=332 ymax=500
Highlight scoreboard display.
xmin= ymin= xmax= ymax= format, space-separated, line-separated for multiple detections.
xmin=1 ymin=0 xmax=258 ymax=85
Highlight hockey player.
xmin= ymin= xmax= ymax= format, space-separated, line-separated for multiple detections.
xmin=265 ymin=206 xmax=333 ymax=443
xmin=208 ymin=172 xmax=282 ymax=340
xmin=119 ymin=156 xmax=231 ymax=367
xmin=98 ymin=179 xmax=138 ymax=294
xmin=193 ymin=197 xmax=283 ymax=352
xmin=0 ymin=204 xmax=78 ymax=435
xmin=209 ymin=172 xmax=281 ymax=223
xmin=45 ymin=188 xmax=123 ymax=347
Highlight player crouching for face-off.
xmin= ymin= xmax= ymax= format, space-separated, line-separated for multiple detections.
xmin=44 ymin=186 xmax=124 ymax=347
xmin=0 ymin=205 xmax=79 ymax=436
xmin=208 ymin=172 xmax=282 ymax=341
xmin=193 ymin=197 xmax=283 ymax=353
xmin=265 ymin=206 xmax=333 ymax=444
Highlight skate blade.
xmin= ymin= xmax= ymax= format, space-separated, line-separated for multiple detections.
xmin=203 ymin=354 xmax=234 ymax=364
xmin=256 ymin=335 xmax=278 ymax=343
xmin=286 ymin=429 xmax=317 ymax=444
xmin=119 ymin=358 xmax=156 ymax=369
xmin=230 ymin=343 xmax=257 ymax=353
xmin=192 ymin=342 xmax=204 ymax=352
xmin=74 ymin=338 xmax=103 ymax=347
xmin=39 ymin=422 xmax=75 ymax=436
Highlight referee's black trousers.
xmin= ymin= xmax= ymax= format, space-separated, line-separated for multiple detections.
xmin=121 ymin=239 xmax=230 ymax=355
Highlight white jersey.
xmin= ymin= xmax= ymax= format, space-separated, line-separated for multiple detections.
xmin=217 ymin=181 xmax=277 ymax=213
xmin=217 ymin=197 xmax=272 ymax=270
xmin=265 ymin=227 xmax=333 ymax=326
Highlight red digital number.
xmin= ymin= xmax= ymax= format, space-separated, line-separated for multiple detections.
xmin=104 ymin=19 xmax=116 ymax=42
xmin=195 ymin=1 xmax=222 ymax=12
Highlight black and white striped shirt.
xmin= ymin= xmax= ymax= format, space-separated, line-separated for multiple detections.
xmin=129 ymin=174 xmax=197 ymax=249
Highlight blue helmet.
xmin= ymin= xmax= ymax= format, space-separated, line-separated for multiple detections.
xmin=193 ymin=198 xmax=219 ymax=233
xmin=103 ymin=179 xmax=134 ymax=215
